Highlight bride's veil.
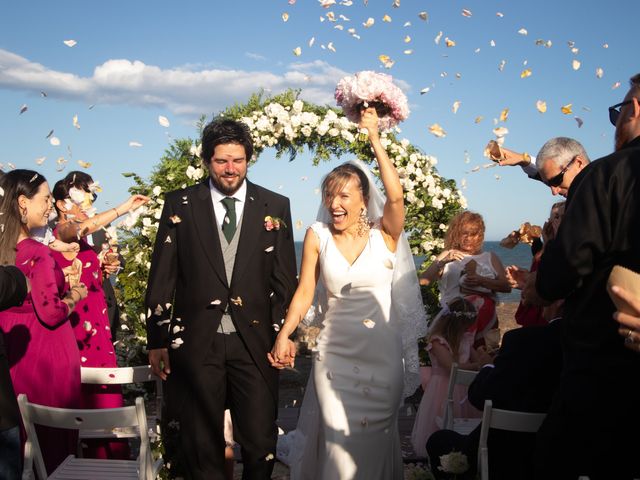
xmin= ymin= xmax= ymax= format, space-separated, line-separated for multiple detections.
xmin=314 ymin=158 xmax=429 ymax=398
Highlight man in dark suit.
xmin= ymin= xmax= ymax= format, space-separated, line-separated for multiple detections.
xmin=146 ymin=118 xmax=298 ymax=480
xmin=90 ymin=227 xmax=121 ymax=338
xmin=426 ymin=320 xmax=563 ymax=480
xmin=524 ymin=73 xmax=640 ymax=479
xmin=0 ymin=265 xmax=29 ymax=480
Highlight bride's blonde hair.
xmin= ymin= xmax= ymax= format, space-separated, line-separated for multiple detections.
xmin=321 ymin=163 xmax=370 ymax=209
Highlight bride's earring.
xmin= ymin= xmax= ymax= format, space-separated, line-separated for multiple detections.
xmin=357 ymin=207 xmax=370 ymax=237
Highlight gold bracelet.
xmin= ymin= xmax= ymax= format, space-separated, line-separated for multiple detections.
xmin=522 ymin=152 xmax=531 ymax=165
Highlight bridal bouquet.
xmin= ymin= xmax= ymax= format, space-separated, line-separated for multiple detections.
xmin=334 ymin=70 xmax=410 ymax=131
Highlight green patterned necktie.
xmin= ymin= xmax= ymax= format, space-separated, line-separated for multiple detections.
xmin=221 ymin=197 xmax=237 ymax=242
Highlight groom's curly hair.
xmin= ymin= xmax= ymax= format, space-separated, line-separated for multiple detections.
xmin=200 ymin=118 xmax=254 ymax=165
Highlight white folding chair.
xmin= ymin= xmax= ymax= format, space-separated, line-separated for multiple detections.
xmin=18 ymin=394 xmax=162 ymax=480
xmin=477 ymin=399 xmax=546 ymax=480
xmin=436 ymin=363 xmax=481 ymax=435
xmin=79 ymin=366 xmax=162 ymax=440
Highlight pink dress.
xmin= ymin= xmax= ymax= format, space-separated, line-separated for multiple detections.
xmin=51 ymin=234 xmax=128 ymax=459
xmin=410 ymin=332 xmax=481 ymax=457
xmin=0 ymin=238 xmax=80 ymax=474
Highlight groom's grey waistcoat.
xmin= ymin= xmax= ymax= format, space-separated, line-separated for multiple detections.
xmin=216 ymin=213 xmax=243 ymax=333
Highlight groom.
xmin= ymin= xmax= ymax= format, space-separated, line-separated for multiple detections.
xmin=146 ymin=118 xmax=298 ymax=480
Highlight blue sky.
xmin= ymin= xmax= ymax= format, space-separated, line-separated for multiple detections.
xmin=0 ymin=0 xmax=636 ymax=240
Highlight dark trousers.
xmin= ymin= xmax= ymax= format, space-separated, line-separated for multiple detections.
xmin=164 ymin=333 xmax=277 ymax=480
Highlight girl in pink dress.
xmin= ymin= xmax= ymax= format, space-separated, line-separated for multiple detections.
xmin=410 ymin=297 xmax=492 ymax=457
xmin=0 ymin=170 xmax=88 ymax=474
xmin=51 ymin=171 xmax=149 ymax=459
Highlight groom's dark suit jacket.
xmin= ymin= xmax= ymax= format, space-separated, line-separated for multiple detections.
xmin=145 ymin=178 xmax=298 ymax=402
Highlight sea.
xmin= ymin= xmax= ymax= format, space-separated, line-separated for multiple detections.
xmin=293 ymin=240 xmax=532 ymax=303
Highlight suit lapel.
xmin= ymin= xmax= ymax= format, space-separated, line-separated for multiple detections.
xmin=231 ymin=181 xmax=264 ymax=287
xmin=191 ymin=180 xmax=228 ymax=287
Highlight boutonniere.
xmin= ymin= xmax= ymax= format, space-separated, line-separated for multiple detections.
xmin=264 ymin=215 xmax=287 ymax=231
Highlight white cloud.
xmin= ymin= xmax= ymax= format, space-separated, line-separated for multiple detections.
xmin=245 ymin=52 xmax=267 ymax=61
xmin=0 ymin=49 xmax=382 ymax=117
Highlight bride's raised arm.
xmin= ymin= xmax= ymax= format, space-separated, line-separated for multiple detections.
xmin=360 ymin=107 xmax=405 ymax=241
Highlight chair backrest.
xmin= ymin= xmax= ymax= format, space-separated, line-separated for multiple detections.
xmin=81 ymin=365 xmax=162 ymax=421
xmin=477 ymin=399 xmax=546 ymax=480
xmin=442 ymin=363 xmax=478 ymax=429
xmin=18 ymin=394 xmax=152 ymax=480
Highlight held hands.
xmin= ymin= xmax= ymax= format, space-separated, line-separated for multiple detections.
xmin=149 ymin=348 xmax=171 ymax=380
xmin=268 ymin=334 xmax=297 ymax=369
xmin=72 ymin=282 xmax=89 ymax=301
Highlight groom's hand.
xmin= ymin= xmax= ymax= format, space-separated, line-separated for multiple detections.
xmin=268 ymin=337 xmax=297 ymax=369
xmin=149 ymin=348 xmax=171 ymax=380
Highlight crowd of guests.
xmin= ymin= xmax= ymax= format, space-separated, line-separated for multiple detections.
xmin=0 ymin=72 xmax=639 ymax=480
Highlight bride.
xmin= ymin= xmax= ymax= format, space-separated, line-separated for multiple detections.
xmin=269 ymin=107 xmax=427 ymax=479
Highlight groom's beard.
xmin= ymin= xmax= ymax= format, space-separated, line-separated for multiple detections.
xmin=210 ymin=171 xmax=246 ymax=195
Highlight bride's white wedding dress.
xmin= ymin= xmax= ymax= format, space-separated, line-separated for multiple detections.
xmin=279 ymin=221 xmax=404 ymax=479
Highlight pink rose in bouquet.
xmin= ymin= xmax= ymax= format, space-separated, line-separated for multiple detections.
xmin=334 ymin=70 xmax=410 ymax=131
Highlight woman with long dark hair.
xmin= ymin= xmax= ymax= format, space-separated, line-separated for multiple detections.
xmin=0 ymin=169 xmax=88 ymax=474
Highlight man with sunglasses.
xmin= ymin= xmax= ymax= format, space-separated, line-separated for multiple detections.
xmin=524 ymin=73 xmax=640 ymax=479
xmin=493 ymin=137 xmax=590 ymax=197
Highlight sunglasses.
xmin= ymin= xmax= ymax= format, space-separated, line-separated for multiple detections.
xmin=609 ymin=99 xmax=634 ymax=126
xmin=545 ymin=156 xmax=577 ymax=188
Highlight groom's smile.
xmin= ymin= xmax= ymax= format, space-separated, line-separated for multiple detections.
xmin=208 ymin=143 xmax=248 ymax=195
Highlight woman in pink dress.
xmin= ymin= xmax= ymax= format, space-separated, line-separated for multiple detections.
xmin=410 ymin=297 xmax=492 ymax=457
xmin=51 ymin=171 xmax=148 ymax=459
xmin=0 ymin=170 xmax=88 ymax=474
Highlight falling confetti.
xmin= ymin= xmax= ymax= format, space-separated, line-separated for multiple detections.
xmin=496 ymin=12 xmax=504 ymax=17
xmin=319 ymin=0 xmax=335 ymax=7
xmin=461 ymin=8 xmax=472 ymax=17
xmin=295 ymin=220 xmax=304 ymax=229
xmin=73 ymin=114 xmax=80 ymax=129
xmin=500 ymin=108 xmax=509 ymax=122
xmin=46 ymin=129 xmax=54 ymax=139
xmin=404 ymin=35 xmax=411 ymax=43
xmin=536 ymin=100 xmax=547 ymax=113
xmin=392 ymin=0 xmax=400 ymax=7
xmin=452 ymin=101 xmax=461 ymax=114
xmin=596 ymin=67 xmax=604 ymax=79
xmin=77 ymin=160 xmax=91 ymax=168
xmin=327 ymin=42 xmax=336 ymax=52
xmin=612 ymin=81 xmax=621 ymax=89
xmin=474 ymin=116 xmax=484 ymax=124
xmin=50 ymin=137 xmax=60 ymax=146
xmin=520 ymin=68 xmax=532 ymax=78
xmin=63 ymin=39 xmax=77 ymax=47
xmin=363 ymin=319 xmax=375 ymax=329
xmin=572 ymin=60 xmax=581 ymax=71
xmin=428 ymin=123 xmax=446 ymax=138
xmin=19 ymin=104 xmax=28 ymax=114
xmin=293 ymin=46 xmax=302 ymax=56
xmin=35 ymin=156 xmax=45 ymax=165
xmin=493 ymin=126 xmax=509 ymax=137
xmin=561 ymin=104 xmax=573 ymax=115
xmin=363 ymin=17 xmax=374 ymax=27
xmin=603 ymin=43 xmax=609 ymax=49
xmin=158 ymin=115 xmax=170 ymax=128
xmin=418 ymin=12 xmax=428 ymax=21
xmin=445 ymin=37 xmax=456 ymax=48
xmin=282 ymin=12 xmax=289 ymax=22
xmin=518 ymin=28 xmax=528 ymax=35
xmin=420 ymin=87 xmax=430 ymax=95
xmin=498 ymin=60 xmax=506 ymax=72
xmin=379 ymin=54 xmax=394 ymax=68
xmin=129 ymin=141 xmax=143 ymax=147
xmin=489 ymin=39 xmax=496 ymax=47
xmin=169 ymin=215 xmax=182 ymax=224
xmin=575 ymin=117 xmax=584 ymax=128
xmin=434 ymin=31 xmax=443 ymax=44
xmin=403 ymin=49 xmax=413 ymax=55
xmin=382 ymin=14 xmax=392 ymax=22
xmin=309 ymin=37 xmax=315 ymax=47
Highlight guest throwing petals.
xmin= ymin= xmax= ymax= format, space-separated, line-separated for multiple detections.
xmin=0 ymin=170 xmax=88 ymax=475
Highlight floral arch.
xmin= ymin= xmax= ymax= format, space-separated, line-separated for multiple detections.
xmin=116 ymin=89 xmax=465 ymax=349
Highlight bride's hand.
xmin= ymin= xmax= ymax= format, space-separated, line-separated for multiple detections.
xmin=359 ymin=107 xmax=380 ymax=139
xmin=268 ymin=334 xmax=296 ymax=369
